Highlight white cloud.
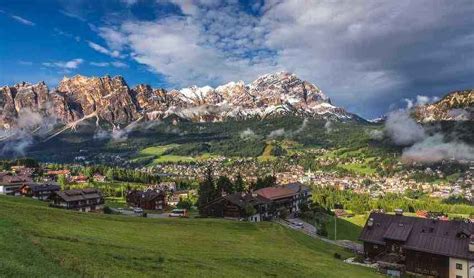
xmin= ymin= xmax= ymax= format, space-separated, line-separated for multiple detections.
xmin=43 ymin=58 xmax=83 ymax=70
xmin=88 ymin=41 xmax=122 ymax=58
xmin=90 ymin=62 xmax=109 ymax=67
xmin=90 ymin=61 xmax=128 ymax=68
xmin=91 ymin=0 xmax=474 ymax=117
xmin=111 ymin=61 xmax=128 ymax=68
xmin=10 ymin=15 xmax=35 ymax=26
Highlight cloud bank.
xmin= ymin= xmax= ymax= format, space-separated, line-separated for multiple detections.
xmin=93 ymin=0 xmax=474 ymax=117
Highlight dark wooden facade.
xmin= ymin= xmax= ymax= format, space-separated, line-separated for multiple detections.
xmin=19 ymin=184 xmax=60 ymax=200
xmin=202 ymin=192 xmax=271 ymax=222
xmin=405 ymin=249 xmax=449 ymax=278
xmin=50 ymin=189 xmax=104 ymax=212
xmin=126 ymin=190 xmax=167 ymax=210
xmin=359 ymin=213 xmax=474 ymax=278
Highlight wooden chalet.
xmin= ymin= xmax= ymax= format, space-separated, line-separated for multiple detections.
xmin=0 ymin=174 xmax=34 ymax=196
xmin=50 ymin=189 xmax=104 ymax=212
xmin=359 ymin=212 xmax=474 ymax=278
xmin=126 ymin=189 xmax=167 ymax=210
xmin=201 ymin=192 xmax=272 ymax=222
xmin=19 ymin=183 xmax=60 ymax=200
xmin=254 ymin=186 xmax=299 ymax=215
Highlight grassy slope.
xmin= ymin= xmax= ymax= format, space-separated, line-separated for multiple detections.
xmin=326 ymin=214 xmax=368 ymax=242
xmin=0 ymin=196 xmax=381 ymax=277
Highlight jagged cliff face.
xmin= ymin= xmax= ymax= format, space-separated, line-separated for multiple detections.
xmin=0 ymin=71 xmax=356 ymax=129
xmin=414 ymin=89 xmax=474 ymax=122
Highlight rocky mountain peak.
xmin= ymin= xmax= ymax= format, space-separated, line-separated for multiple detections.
xmin=414 ymin=89 xmax=473 ymax=122
xmin=0 ymin=72 xmax=358 ymax=129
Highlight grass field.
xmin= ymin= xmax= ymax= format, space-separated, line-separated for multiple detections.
xmin=258 ymin=142 xmax=276 ymax=162
xmin=326 ymin=214 xmax=368 ymax=241
xmin=0 ymin=196 xmax=381 ymax=277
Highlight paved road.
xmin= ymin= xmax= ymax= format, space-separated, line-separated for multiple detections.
xmin=111 ymin=208 xmax=169 ymax=218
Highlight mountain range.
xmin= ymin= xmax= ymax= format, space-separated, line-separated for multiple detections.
xmin=0 ymin=72 xmax=357 ymax=130
xmin=0 ymin=72 xmax=472 ymax=133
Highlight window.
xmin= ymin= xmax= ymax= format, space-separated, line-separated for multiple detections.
xmin=456 ymin=275 xmax=462 ymax=278
xmin=456 ymin=263 xmax=463 ymax=270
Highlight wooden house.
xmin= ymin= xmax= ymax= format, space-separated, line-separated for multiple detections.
xmin=19 ymin=183 xmax=60 ymax=200
xmin=201 ymin=192 xmax=271 ymax=222
xmin=359 ymin=212 xmax=474 ymax=278
xmin=0 ymin=174 xmax=34 ymax=196
xmin=50 ymin=189 xmax=104 ymax=212
xmin=126 ymin=189 xmax=167 ymax=210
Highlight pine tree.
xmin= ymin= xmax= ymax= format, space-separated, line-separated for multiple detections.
xmin=197 ymin=167 xmax=217 ymax=214
xmin=234 ymin=173 xmax=245 ymax=192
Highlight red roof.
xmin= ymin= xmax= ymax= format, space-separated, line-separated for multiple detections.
xmin=254 ymin=187 xmax=296 ymax=200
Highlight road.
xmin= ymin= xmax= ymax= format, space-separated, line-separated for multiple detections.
xmin=111 ymin=208 xmax=170 ymax=218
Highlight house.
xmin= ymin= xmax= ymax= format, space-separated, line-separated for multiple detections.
xmin=147 ymin=182 xmax=176 ymax=192
xmin=50 ymin=189 xmax=104 ymax=212
xmin=201 ymin=192 xmax=272 ymax=222
xmin=46 ymin=169 xmax=71 ymax=178
xmin=359 ymin=211 xmax=474 ymax=278
xmin=168 ymin=190 xmax=191 ymax=207
xmin=19 ymin=183 xmax=60 ymax=200
xmin=0 ymin=174 xmax=34 ymax=196
xmin=70 ymin=175 xmax=88 ymax=184
xmin=92 ymin=173 xmax=106 ymax=182
xmin=254 ymin=186 xmax=299 ymax=215
xmin=126 ymin=189 xmax=167 ymax=210
xmin=283 ymin=182 xmax=312 ymax=211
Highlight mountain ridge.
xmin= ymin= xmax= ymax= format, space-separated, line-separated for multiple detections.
xmin=0 ymin=71 xmax=358 ymax=130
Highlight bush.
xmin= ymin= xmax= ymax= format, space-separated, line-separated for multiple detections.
xmin=103 ymin=206 xmax=113 ymax=214
xmin=334 ymin=253 xmax=342 ymax=260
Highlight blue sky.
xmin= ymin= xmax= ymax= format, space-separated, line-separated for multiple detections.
xmin=1 ymin=0 xmax=474 ymax=118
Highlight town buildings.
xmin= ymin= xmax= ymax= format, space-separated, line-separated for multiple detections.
xmin=202 ymin=182 xmax=311 ymax=222
xmin=359 ymin=212 xmax=474 ymax=278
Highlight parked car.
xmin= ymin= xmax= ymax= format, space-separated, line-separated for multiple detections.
xmin=133 ymin=207 xmax=144 ymax=214
xmin=169 ymin=209 xmax=188 ymax=218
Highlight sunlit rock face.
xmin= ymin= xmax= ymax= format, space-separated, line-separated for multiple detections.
xmin=0 ymin=71 xmax=358 ymax=129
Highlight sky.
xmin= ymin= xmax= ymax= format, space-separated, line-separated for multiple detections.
xmin=1 ymin=0 xmax=473 ymax=119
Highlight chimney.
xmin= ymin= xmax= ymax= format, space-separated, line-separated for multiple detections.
xmin=367 ymin=218 xmax=374 ymax=228
xmin=394 ymin=209 xmax=403 ymax=216
xmin=470 ymin=235 xmax=474 ymax=253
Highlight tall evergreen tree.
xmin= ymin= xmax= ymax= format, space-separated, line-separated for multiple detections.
xmin=234 ymin=173 xmax=245 ymax=192
xmin=197 ymin=167 xmax=217 ymax=214
xmin=216 ymin=176 xmax=234 ymax=195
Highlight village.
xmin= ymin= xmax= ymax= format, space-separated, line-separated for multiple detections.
xmin=1 ymin=160 xmax=474 ymax=278
xmin=146 ymin=154 xmax=474 ymax=203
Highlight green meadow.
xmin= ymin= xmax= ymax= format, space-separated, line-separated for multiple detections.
xmin=0 ymin=196 xmax=381 ymax=277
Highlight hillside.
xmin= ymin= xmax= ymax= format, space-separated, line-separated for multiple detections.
xmin=414 ymin=89 xmax=473 ymax=121
xmin=0 ymin=196 xmax=381 ymax=277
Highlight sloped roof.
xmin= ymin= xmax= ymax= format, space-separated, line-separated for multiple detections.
xmin=28 ymin=183 xmax=60 ymax=193
xmin=283 ymin=182 xmax=310 ymax=194
xmin=55 ymin=189 xmax=102 ymax=202
xmin=255 ymin=187 xmax=297 ymax=200
xmin=223 ymin=192 xmax=270 ymax=208
xmin=360 ymin=213 xmax=474 ymax=260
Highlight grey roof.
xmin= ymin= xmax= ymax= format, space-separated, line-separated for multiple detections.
xmin=55 ymin=189 xmax=102 ymax=202
xmin=383 ymin=223 xmax=413 ymax=241
xmin=28 ymin=183 xmax=60 ymax=193
xmin=360 ymin=213 xmax=474 ymax=260
xmin=223 ymin=192 xmax=270 ymax=209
